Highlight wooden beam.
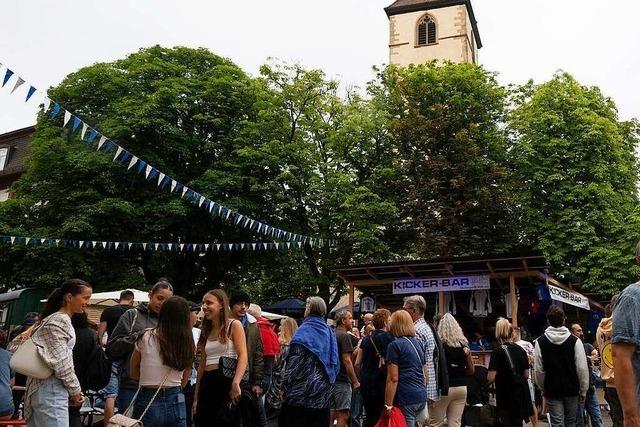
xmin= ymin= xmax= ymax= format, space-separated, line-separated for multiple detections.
xmin=510 ymin=275 xmax=518 ymax=327
xmin=521 ymin=259 xmax=529 ymax=272
xmin=486 ymin=262 xmax=495 ymax=274
xmin=366 ymin=269 xmax=379 ymax=280
xmin=348 ymin=282 xmax=355 ymax=314
xmin=439 ymin=292 xmax=445 ymax=316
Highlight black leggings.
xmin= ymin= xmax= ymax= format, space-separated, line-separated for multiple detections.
xmin=194 ymin=369 xmax=234 ymax=427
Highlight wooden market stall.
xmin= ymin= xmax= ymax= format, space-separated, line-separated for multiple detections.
xmin=333 ymin=253 xmax=605 ymax=355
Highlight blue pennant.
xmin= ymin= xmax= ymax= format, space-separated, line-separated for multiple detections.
xmin=137 ymin=160 xmax=147 ymax=174
xmin=71 ymin=117 xmax=82 ymax=133
xmin=26 ymin=86 xmax=37 ymax=102
xmin=87 ymin=129 xmax=98 ymax=144
xmin=2 ymin=69 xmax=14 ymax=87
xmin=50 ymin=103 xmax=62 ymax=119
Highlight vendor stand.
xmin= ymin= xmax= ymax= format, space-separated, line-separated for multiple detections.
xmin=334 ymin=253 xmax=606 ymax=366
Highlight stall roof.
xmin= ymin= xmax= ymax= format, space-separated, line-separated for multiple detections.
xmin=334 ymin=253 xmax=547 ymax=285
xmin=0 ymin=288 xmax=31 ymax=303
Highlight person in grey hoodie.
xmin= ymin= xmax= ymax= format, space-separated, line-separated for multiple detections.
xmin=106 ymin=280 xmax=174 ymax=416
xmin=534 ymin=305 xmax=589 ymax=427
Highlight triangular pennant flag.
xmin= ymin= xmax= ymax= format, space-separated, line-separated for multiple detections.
xmin=168 ymin=243 xmax=173 ymax=251
xmin=63 ymin=110 xmax=72 ymax=127
xmin=40 ymin=238 xmax=46 ymax=245
xmin=2 ymin=69 xmax=14 ymax=87
xmin=127 ymin=156 xmax=139 ymax=170
xmin=198 ymin=196 xmax=205 ymax=207
xmin=80 ymin=123 xmax=89 ymax=140
xmin=204 ymin=244 xmax=210 ymax=251
xmin=170 ymin=180 xmax=177 ymax=193
xmin=50 ymin=103 xmax=62 ymax=118
xmin=240 ymin=243 xmax=245 ymax=250
xmin=209 ymin=202 xmax=216 ymax=213
xmin=102 ymin=242 xmax=107 ymax=249
xmin=180 ymin=244 xmax=185 ymax=251
xmin=87 ymin=129 xmax=98 ymax=144
xmin=157 ymin=172 xmax=165 ymax=186
xmin=145 ymin=165 xmax=153 ymax=179
xmin=182 ymin=187 xmax=189 ymax=198
xmin=10 ymin=237 xmax=16 ymax=245
xmin=11 ymin=77 xmax=25 ymax=94
xmin=25 ymin=238 xmax=31 ymax=245
xmin=286 ymin=242 xmax=291 ymax=249
xmin=43 ymin=97 xmax=51 ymax=111
xmin=97 ymin=136 xmax=107 ymax=150
xmin=26 ymin=86 xmax=37 ymax=102
xmin=55 ymin=239 xmax=60 ymax=246
xmin=113 ymin=146 xmax=124 ymax=161
xmin=142 ymin=243 xmax=147 ymax=250
xmin=262 ymin=243 xmax=268 ymax=250
xmin=155 ymin=243 xmax=160 ymax=251
xmin=92 ymin=241 xmax=98 ymax=248
xmin=226 ymin=244 xmax=233 ymax=251
xmin=216 ymin=244 xmax=222 ymax=251
xmin=72 ymin=117 xmax=82 ymax=133
xmin=79 ymin=240 xmax=85 ymax=248
xmin=225 ymin=210 xmax=233 ymax=220
xmin=252 ymin=243 xmax=257 ymax=251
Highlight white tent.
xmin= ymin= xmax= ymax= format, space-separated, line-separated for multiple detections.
xmin=41 ymin=288 xmax=149 ymax=306
xmin=261 ymin=311 xmax=286 ymax=321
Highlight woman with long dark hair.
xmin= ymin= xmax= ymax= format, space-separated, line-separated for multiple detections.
xmin=130 ymin=296 xmax=194 ymax=427
xmin=193 ymin=289 xmax=248 ymax=426
xmin=24 ymin=279 xmax=93 ymax=427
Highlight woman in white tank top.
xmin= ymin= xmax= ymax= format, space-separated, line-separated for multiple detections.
xmin=193 ymin=289 xmax=248 ymax=426
xmin=130 ymin=296 xmax=195 ymax=427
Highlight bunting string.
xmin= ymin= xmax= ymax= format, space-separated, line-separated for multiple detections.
xmin=0 ymin=235 xmax=307 ymax=253
xmin=0 ymin=62 xmax=336 ymax=248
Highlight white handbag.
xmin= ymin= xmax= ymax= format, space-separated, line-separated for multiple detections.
xmin=107 ymin=370 xmax=171 ymax=427
xmin=10 ymin=335 xmax=53 ymax=379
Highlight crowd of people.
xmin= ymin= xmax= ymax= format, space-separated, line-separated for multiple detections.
xmin=0 ymin=272 xmax=639 ymax=427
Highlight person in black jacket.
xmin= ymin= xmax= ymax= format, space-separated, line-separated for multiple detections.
xmin=69 ymin=312 xmax=100 ymax=427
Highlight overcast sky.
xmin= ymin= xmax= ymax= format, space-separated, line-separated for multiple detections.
xmin=1 ymin=0 xmax=639 ymax=133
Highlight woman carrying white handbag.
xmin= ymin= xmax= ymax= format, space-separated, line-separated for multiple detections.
xmin=15 ymin=279 xmax=93 ymax=427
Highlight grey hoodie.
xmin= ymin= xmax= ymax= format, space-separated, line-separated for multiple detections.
xmin=106 ymin=303 xmax=159 ymax=389
xmin=533 ymin=326 xmax=589 ymax=397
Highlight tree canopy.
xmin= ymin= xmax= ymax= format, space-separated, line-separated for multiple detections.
xmin=1 ymin=48 xmax=638 ymax=303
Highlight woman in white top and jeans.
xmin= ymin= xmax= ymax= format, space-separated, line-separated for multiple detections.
xmin=130 ymin=296 xmax=195 ymax=427
xmin=25 ymin=279 xmax=93 ymax=427
xmin=193 ymin=289 xmax=248 ymax=426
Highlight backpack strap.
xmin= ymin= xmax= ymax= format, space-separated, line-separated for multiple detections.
xmin=501 ymin=344 xmax=517 ymax=375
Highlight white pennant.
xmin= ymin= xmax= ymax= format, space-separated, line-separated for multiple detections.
xmin=286 ymin=242 xmax=291 ymax=249
xmin=43 ymin=97 xmax=51 ymax=111
xmin=40 ymin=238 xmax=46 ymax=245
xmin=11 ymin=77 xmax=25 ymax=94
xmin=79 ymin=240 xmax=85 ymax=248
xmin=226 ymin=244 xmax=233 ymax=251
xmin=249 ymin=219 xmax=255 ymax=229
xmin=180 ymin=244 xmax=185 ymax=251
xmin=63 ymin=110 xmax=72 ymax=127
xmin=208 ymin=203 xmax=215 ymax=213
xmin=297 ymin=242 xmax=302 ymax=248
xmin=10 ymin=237 xmax=15 ymax=245
xmin=114 ymin=146 xmax=123 ymax=161
xmin=92 ymin=241 xmax=97 ymax=248
xmin=182 ymin=187 xmax=189 ymax=198
xmin=216 ymin=244 xmax=222 ymax=251
xmin=157 ymin=172 xmax=165 ymax=186
xmin=205 ymin=244 xmax=210 ymax=251
xmin=142 ymin=243 xmax=147 ymax=250
xmin=25 ymin=238 xmax=31 ymax=245
xmin=128 ymin=156 xmax=139 ymax=170
xmin=155 ymin=243 xmax=160 ymax=251
xmin=236 ymin=215 xmax=243 ymax=225
xmin=81 ymin=123 xmax=89 ymax=140
xmin=262 ymin=243 xmax=268 ymax=250
xmin=168 ymin=243 xmax=173 ymax=250
xmin=145 ymin=165 xmax=153 ymax=179
xmin=97 ymin=136 xmax=107 ymax=150
xmin=102 ymin=242 xmax=107 ymax=249
xmin=55 ymin=239 xmax=60 ymax=246
xmin=252 ymin=243 xmax=257 ymax=251
xmin=240 ymin=243 xmax=245 ymax=250
xmin=225 ymin=210 xmax=232 ymax=220
xmin=199 ymin=196 xmax=205 ymax=207
xmin=171 ymin=180 xmax=177 ymax=192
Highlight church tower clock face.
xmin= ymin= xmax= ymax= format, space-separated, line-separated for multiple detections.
xmin=384 ymin=0 xmax=482 ymax=66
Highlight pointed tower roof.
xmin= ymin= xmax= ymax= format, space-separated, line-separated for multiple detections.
xmin=384 ymin=0 xmax=482 ymax=48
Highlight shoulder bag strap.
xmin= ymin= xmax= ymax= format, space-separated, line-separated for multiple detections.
xmin=137 ymin=369 xmax=172 ymax=421
xmin=404 ymin=337 xmax=424 ymax=365
xmin=369 ymin=334 xmax=382 ymax=358
xmin=501 ymin=344 xmax=517 ymax=375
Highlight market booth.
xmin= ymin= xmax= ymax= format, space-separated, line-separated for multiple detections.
xmin=334 ymin=253 xmax=606 ymax=365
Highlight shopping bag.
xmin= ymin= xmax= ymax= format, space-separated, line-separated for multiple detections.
xmin=374 ymin=406 xmax=408 ymax=427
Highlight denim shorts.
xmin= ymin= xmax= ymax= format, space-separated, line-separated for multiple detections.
xmin=100 ymin=361 xmax=120 ymax=399
xmin=331 ymin=381 xmax=352 ymax=411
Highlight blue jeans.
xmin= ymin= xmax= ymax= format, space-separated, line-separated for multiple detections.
xmin=99 ymin=360 xmax=120 ymax=399
xmin=27 ymin=377 xmax=69 ymax=427
xmin=117 ymin=387 xmax=138 ymax=415
xmin=547 ymin=396 xmax=579 ymax=427
xmin=399 ymin=402 xmax=425 ymax=427
xmin=350 ymin=388 xmax=364 ymax=427
xmin=133 ymin=386 xmax=186 ymax=427
xmin=575 ymin=387 xmax=603 ymax=427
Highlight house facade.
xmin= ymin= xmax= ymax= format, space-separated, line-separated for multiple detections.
xmin=0 ymin=126 xmax=34 ymax=202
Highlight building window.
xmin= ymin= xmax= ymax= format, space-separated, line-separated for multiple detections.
xmin=0 ymin=147 xmax=8 ymax=172
xmin=0 ymin=189 xmax=9 ymax=203
xmin=417 ymin=15 xmax=437 ymax=46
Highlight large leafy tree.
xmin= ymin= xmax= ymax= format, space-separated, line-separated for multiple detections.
xmin=509 ymin=72 xmax=640 ymax=293
xmin=374 ymin=62 xmax=520 ymax=258
xmin=0 ymin=48 xmax=397 ymax=308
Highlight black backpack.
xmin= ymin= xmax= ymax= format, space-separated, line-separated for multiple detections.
xmin=82 ymin=342 xmax=112 ymax=391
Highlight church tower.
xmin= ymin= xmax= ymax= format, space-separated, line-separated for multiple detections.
xmin=385 ymin=0 xmax=482 ymax=66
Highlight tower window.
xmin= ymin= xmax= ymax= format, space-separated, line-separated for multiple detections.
xmin=0 ymin=147 xmax=8 ymax=172
xmin=417 ymin=15 xmax=437 ymax=46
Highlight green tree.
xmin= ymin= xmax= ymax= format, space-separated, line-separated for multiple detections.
xmin=374 ymin=62 xmax=520 ymax=258
xmin=509 ymin=72 xmax=640 ymax=293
